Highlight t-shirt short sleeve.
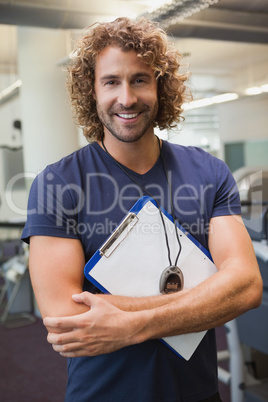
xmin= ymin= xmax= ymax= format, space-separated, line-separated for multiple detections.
xmin=21 ymin=167 xmax=81 ymax=243
xmin=211 ymin=157 xmax=241 ymax=218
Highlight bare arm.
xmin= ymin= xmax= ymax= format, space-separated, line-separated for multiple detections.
xmin=133 ymin=215 xmax=262 ymax=341
xmin=29 ymin=236 xmax=87 ymax=319
xmin=45 ymin=214 xmax=263 ymax=356
xmin=98 ymin=214 xmax=262 ymax=318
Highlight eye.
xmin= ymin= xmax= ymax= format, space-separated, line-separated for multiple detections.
xmin=134 ymin=79 xmax=145 ymax=84
xmin=105 ymin=80 xmax=116 ymax=86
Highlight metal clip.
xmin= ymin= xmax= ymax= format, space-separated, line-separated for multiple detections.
xmin=99 ymin=212 xmax=138 ymax=258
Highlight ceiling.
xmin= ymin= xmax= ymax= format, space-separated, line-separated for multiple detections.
xmin=0 ymin=0 xmax=267 ymax=41
xmin=0 ymin=0 xmax=268 ymax=97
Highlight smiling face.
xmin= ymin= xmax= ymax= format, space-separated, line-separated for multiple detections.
xmin=94 ymin=46 xmax=158 ymax=143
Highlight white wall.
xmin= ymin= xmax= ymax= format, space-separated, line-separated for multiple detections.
xmin=0 ymin=27 xmax=81 ymax=222
xmin=17 ymin=26 xmax=79 ymax=175
xmin=218 ymin=94 xmax=268 ymax=143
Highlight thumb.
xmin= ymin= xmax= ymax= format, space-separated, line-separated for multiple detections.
xmin=72 ymin=291 xmax=97 ymax=307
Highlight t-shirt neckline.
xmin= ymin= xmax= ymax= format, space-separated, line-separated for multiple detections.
xmin=92 ymin=140 xmax=166 ymax=179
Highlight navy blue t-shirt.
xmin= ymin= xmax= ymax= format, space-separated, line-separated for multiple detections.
xmin=22 ymin=140 xmax=241 ymax=402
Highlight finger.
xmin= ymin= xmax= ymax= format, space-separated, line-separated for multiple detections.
xmin=71 ymin=292 xmax=86 ymax=303
xmin=72 ymin=291 xmax=98 ymax=307
xmin=52 ymin=341 xmax=84 ymax=354
xmin=51 ymin=340 xmax=102 ymax=358
xmin=43 ymin=316 xmax=77 ymax=331
xmin=58 ymin=344 xmax=104 ymax=358
xmin=59 ymin=349 xmax=92 ymax=358
xmin=45 ymin=322 xmax=74 ymax=334
xmin=47 ymin=330 xmax=78 ymax=346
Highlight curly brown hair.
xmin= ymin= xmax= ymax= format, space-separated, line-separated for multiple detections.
xmin=67 ymin=17 xmax=191 ymax=142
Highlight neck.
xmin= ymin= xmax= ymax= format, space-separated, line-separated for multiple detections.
xmin=100 ymin=134 xmax=161 ymax=175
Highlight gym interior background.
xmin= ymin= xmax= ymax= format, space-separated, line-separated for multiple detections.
xmin=0 ymin=1 xmax=267 ymax=401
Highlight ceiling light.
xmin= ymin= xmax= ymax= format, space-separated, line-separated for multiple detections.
xmin=245 ymin=86 xmax=262 ymax=96
xmin=184 ymin=92 xmax=238 ymax=110
xmin=260 ymin=84 xmax=268 ymax=93
xmin=212 ymin=93 xmax=239 ymax=103
xmin=184 ymin=98 xmax=213 ymax=110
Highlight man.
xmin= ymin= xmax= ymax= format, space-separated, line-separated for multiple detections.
xmin=22 ymin=17 xmax=262 ymax=402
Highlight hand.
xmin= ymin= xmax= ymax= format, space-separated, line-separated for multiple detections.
xmin=43 ymin=292 xmax=147 ymax=357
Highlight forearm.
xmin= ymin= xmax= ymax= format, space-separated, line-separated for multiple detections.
xmin=96 ymin=288 xmax=190 ymax=312
xmin=43 ymin=258 xmax=262 ymax=357
xmin=96 ymin=255 xmax=261 ymax=344
xmin=43 ymin=216 xmax=263 ymax=358
xmin=132 ymin=262 xmax=262 ymax=344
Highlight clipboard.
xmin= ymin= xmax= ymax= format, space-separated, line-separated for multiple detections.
xmin=84 ymin=196 xmax=217 ymax=360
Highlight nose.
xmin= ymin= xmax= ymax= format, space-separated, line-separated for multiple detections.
xmin=117 ymin=83 xmax=137 ymax=108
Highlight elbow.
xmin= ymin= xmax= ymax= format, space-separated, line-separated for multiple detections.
xmin=247 ymin=275 xmax=263 ymax=310
xmin=253 ymin=286 xmax=263 ymax=309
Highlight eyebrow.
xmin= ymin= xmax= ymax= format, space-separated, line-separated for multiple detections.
xmin=99 ymin=72 xmax=153 ymax=82
xmin=99 ymin=74 xmax=119 ymax=82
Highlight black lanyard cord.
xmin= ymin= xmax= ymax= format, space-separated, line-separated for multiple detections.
xmin=158 ymin=137 xmax=182 ymax=266
xmin=101 ymin=137 xmax=181 ymax=268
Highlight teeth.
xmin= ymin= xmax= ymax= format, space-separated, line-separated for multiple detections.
xmin=117 ymin=113 xmax=139 ymax=119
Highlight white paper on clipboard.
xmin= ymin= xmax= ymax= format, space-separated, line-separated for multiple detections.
xmin=84 ymin=196 xmax=217 ymax=360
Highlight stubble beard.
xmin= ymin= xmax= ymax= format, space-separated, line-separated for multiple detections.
xmin=96 ymin=101 xmax=159 ymax=143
